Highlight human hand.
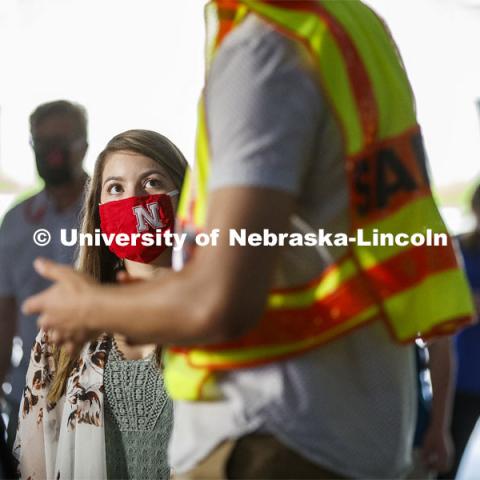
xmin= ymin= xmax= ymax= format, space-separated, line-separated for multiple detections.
xmin=421 ymin=424 xmax=454 ymax=474
xmin=22 ymin=258 xmax=100 ymax=354
xmin=116 ymin=270 xmax=142 ymax=284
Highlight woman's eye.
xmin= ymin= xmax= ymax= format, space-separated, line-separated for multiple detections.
xmin=144 ymin=178 xmax=162 ymax=189
xmin=107 ymin=183 xmax=123 ymax=194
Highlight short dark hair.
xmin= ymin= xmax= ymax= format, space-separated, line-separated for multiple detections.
xmin=29 ymin=100 xmax=88 ymax=139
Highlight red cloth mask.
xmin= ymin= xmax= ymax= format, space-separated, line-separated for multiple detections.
xmin=99 ymin=192 xmax=177 ymax=263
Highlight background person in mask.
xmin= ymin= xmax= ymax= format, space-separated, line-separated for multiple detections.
xmin=0 ymin=100 xmax=88 ymax=444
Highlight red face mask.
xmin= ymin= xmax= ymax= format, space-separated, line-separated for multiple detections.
xmin=99 ymin=191 xmax=177 ymax=263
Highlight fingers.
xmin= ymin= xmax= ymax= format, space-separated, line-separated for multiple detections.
xmin=44 ymin=330 xmax=85 ymax=357
xmin=22 ymin=291 xmax=47 ymax=315
xmin=425 ymin=455 xmax=440 ymax=471
xmin=37 ymin=313 xmax=51 ymax=330
xmin=116 ymin=270 xmax=141 ymax=284
xmin=422 ymin=446 xmax=449 ymax=473
xmin=116 ymin=270 xmax=131 ymax=284
xmin=39 ymin=321 xmax=86 ymax=355
xmin=38 ymin=315 xmax=70 ymax=345
xmin=23 ymin=258 xmax=77 ymax=314
xmin=63 ymin=340 xmax=82 ymax=357
xmin=33 ymin=257 xmax=74 ymax=282
xmin=38 ymin=318 xmax=73 ymax=345
xmin=125 ymin=336 xmax=138 ymax=346
xmin=421 ymin=444 xmax=437 ymax=465
xmin=37 ymin=315 xmax=63 ymax=343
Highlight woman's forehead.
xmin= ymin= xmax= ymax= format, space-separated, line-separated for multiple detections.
xmin=102 ymin=151 xmax=164 ymax=178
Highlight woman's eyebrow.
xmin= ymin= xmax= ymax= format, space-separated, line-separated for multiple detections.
xmin=139 ymin=169 xmax=170 ymax=180
xmin=102 ymin=176 xmax=123 ymax=186
xmin=139 ymin=168 xmax=171 ymax=182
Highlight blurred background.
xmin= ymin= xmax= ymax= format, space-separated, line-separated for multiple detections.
xmin=0 ymin=0 xmax=479 ymax=232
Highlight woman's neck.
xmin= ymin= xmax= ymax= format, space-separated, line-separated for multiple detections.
xmin=113 ymin=334 xmax=158 ymax=361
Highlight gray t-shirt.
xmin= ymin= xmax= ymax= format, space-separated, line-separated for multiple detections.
xmin=0 ymin=190 xmax=82 ymax=403
xmin=169 ymin=14 xmax=416 ymax=479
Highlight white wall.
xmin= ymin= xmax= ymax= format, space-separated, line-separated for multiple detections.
xmin=0 ymin=0 xmax=205 ymax=189
xmin=365 ymin=0 xmax=480 ymax=189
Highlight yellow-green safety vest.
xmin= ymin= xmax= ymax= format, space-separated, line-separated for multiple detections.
xmin=164 ymin=0 xmax=474 ymax=401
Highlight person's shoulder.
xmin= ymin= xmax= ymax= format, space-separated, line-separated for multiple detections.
xmin=0 ymin=190 xmax=45 ymax=236
xmin=210 ymin=12 xmax=320 ymax=96
xmin=1 ymin=190 xmax=45 ymax=227
xmin=217 ymin=13 xmax=297 ymax=61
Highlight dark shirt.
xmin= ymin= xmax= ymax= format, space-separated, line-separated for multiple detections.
xmin=455 ymin=235 xmax=480 ymax=395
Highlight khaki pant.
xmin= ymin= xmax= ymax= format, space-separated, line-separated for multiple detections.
xmin=174 ymin=433 xmax=345 ymax=480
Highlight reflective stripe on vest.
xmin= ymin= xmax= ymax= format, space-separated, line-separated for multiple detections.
xmin=166 ymin=0 xmax=474 ymax=400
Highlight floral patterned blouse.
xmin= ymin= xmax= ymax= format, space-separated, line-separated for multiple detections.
xmin=13 ymin=330 xmax=172 ymax=479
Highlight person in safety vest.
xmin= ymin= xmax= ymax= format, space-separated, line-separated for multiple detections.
xmin=23 ymin=1 xmax=474 ymax=478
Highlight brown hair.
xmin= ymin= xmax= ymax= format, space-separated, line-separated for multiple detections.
xmin=47 ymin=129 xmax=188 ymax=404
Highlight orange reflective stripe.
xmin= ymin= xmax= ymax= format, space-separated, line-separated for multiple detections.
xmin=168 ymin=309 xmax=470 ymax=377
xmin=215 ymin=1 xmax=240 ymax=48
xmin=208 ymin=275 xmax=374 ymax=350
xmin=169 ymin=308 xmax=379 ymax=371
xmin=260 ymin=0 xmax=379 ymax=146
xmin=367 ymin=243 xmax=458 ymax=299
xmin=172 ymin=242 xmax=459 ymax=354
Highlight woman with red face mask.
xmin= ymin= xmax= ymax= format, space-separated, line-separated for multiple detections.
xmin=13 ymin=130 xmax=188 ymax=480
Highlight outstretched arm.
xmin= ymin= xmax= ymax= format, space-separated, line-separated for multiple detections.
xmin=421 ymin=337 xmax=456 ymax=473
xmin=23 ymin=187 xmax=294 ymax=351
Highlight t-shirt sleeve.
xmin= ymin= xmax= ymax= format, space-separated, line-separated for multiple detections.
xmin=0 ymin=211 xmax=15 ymax=297
xmin=206 ymin=16 xmax=321 ymax=195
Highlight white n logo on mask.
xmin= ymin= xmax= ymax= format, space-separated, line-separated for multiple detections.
xmin=133 ymin=202 xmax=163 ymax=232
